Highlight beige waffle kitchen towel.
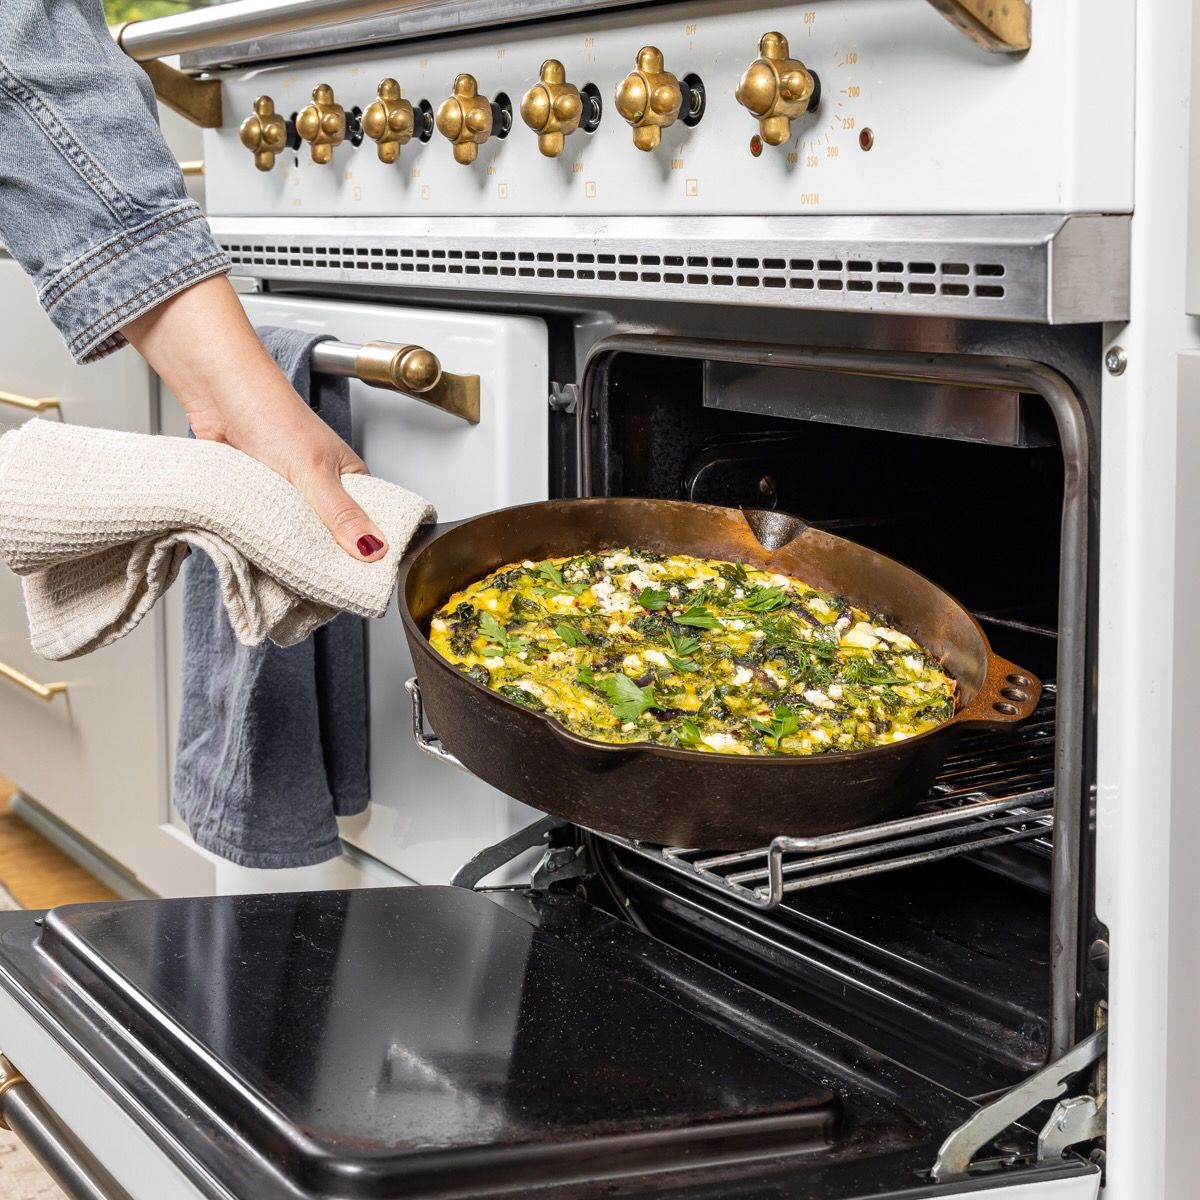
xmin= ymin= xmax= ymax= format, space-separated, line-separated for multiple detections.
xmin=0 ymin=419 xmax=435 ymax=661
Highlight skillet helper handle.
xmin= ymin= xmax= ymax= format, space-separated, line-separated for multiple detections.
xmin=955 ymin=654 xmax=1042 ymax=731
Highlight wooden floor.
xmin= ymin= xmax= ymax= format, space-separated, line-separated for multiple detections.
xmin=0 ymin=776 xmax=116 ymax=908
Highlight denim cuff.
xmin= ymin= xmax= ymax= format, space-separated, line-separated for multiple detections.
xmin=39 ymin=199 xmax=230 ymax=364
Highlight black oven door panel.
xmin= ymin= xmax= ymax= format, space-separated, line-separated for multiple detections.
xmin=0 ymin=888 xmax=1095 ymax=1199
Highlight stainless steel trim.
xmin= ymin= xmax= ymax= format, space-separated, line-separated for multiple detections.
xmin=578 ymin=335 xmax=1091 ymax=1061
xmin=702 ymin=360 xmax=1056 ymax=447
xmin=212 ymin=214 xmax=1131 ymax=325
xmin=175 ymin=0 xmax=662 ymax=69
xmin=0 ymin=1056 xmax=132 ymax=1200
xmin=119 ymin=0 xmax=442 ymax=62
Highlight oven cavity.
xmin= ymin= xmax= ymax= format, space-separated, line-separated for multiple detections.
xmin=571 ymin=339 xmax=1092 ymax=1102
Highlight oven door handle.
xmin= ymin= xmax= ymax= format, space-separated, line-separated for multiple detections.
xmin=0 ymin=1055 xmax=133 ymax=1200
xmin=311 ymin=339 xmax=480 ymax=424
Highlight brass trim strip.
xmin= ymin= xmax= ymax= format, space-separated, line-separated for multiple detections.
xmin=925 ymin=0 xmax=1031 ymax=52
xmin=0 ymin=661 xmax=68 ymax=702
xmin=0 ymin=391 xmax=59 ymax=415
xmin=416 ymin=372 xmax=481 ymax=424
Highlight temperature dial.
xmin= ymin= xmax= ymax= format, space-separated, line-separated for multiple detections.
xmin=615 ymin=46 xmax=704 ymax=152
xmin=295 ymin=83 xmax=346 ymax=164
xmin=520 ymin=60 xmax=584 ymax=158
xmin=436 ymin=74 xmax=494 ymax=165
xmin=238 ymin=95 xmax=289 ymax=171
xmin=362 ymin=78 xmax=414 ymax=163
xmin=735 ymin=32 xmax=819 ymax=146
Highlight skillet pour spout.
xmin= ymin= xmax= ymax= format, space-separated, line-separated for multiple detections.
xmin=398 ymin=499 xmax=1042 ymax=850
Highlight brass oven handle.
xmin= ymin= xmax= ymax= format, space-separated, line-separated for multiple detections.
xmin=310 ymin=339 xmax=481 ymax=424
xmin=0 ymin=661 xmax=68 ymax=702
xmin=0 ymin=390 xmax=59 ymax=415
xmin=0 ymin=1054 xmax=134 ymax=1198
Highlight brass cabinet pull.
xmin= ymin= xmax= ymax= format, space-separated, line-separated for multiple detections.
xmin=0 ymin=390 xmax=59 ymax=415
xmin=177 ymin=159 xmax=205 ymax=176
xmin=0 ymin=661 xmax=68 ymax=701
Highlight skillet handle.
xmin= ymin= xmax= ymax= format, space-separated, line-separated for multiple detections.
xmin=954 ymin=654 xmax=1042 ymax=732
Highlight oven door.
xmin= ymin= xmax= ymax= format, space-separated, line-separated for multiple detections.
xmin=0 ymin=887 xmax=1101 ymax=1200
xmin=163 ymin=292 xmax=550 ymax=887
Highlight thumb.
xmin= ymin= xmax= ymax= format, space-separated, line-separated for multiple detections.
xmin=298 ymin=466 xmax=388 ymax=562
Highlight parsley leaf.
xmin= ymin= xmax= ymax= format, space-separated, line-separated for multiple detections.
xmin=679 ymin=718 xmax=702 ymax=747
xmin=666 ymin=655 xmax=701 ymax=673
xmin=737 ymin=585 xmax=790 ymax=613
xmin=665 ymin=631 xmax=701 ymax=657
xmin=637 ymin=586 xmax=671 ymax=611
xmin=478 ymin=612 xmax=525 ymax=656
xmin=675 ymin=605 xmax=720 ymax=630
xmin=749 ymin=706 xmax=800 ymax=745
xmin=555 ymin=623 xmax=591 ymax=648
xmin=534 ymin=581 xmax=590 ymax=598
xmin=586 ymin=671 xmax=659 ymax=721
xmin=537 ymin=560 xmax=564 ymax=587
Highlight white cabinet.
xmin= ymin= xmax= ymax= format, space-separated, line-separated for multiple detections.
xmin=0 ymin=259 xmax=207 ymax=894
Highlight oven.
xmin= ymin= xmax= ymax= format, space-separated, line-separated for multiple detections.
xmin=0 ymin=0 xmax=1194 ymax=1196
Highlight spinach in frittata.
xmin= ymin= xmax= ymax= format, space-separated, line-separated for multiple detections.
xmin=428 ymin=549 xmax=957 ymax=756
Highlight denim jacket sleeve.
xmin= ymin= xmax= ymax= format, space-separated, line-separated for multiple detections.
xmin=0 ymin=0 xmax=229 ymax=363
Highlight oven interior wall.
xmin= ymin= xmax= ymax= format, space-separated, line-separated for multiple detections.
xmin=587 ymin=350 xmax=1067 ymax=1100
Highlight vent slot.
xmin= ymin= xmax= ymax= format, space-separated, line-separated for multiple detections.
xmin=221 ymin=241 xmax=1012 ymax=309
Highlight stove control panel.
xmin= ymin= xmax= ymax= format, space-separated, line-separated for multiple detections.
xmin=204 ymin=0 xmax=1132 ymax=217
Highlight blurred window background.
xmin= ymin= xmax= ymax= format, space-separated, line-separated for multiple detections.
xmin=105 ymin=0 xmax=233 ymax=21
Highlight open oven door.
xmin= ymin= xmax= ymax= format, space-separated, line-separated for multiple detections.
xmin=0 ymin=883 xmax=1100 ymax=1200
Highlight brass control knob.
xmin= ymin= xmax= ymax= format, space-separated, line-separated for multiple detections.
xmin=520 ymin=60 xmax=583 ymax=158
xmin=436 ymin=74 xmax=493 ymax=165
xmin=615 ymin=46 xmax=683 ymax=152
xmin=735 ymin=32 xmax=819 ymax=146
xmin=239 ymin=96 xmax=288 ymax=171
xmin=295 ymin=83 xmax=346 ymax=164
xmin=362 ymin=78 xmax=415 ymax=164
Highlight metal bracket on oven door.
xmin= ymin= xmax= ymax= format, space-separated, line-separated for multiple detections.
xmin=930 ymin=1027 xmax=1107 ymax=1181
xmin=452 ymin=816 xmax=573 ymax=890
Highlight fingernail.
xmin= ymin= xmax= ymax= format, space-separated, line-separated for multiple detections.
xmin=357 ymin=534 xmax=384 ymax=558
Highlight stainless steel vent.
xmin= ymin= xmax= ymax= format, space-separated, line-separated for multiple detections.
xmin=211 ymin=214 xmax=1130 ymax=324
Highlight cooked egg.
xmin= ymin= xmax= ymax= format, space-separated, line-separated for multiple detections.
xmin=428 ymin=548 xmax=956 ymax=757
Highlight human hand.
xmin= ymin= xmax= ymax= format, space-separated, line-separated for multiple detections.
xmin=122 ymin=276 xmax=387 ymax=561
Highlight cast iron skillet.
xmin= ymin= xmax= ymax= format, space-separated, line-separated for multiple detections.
xmin=399 ymin=498 xmax=1041 ymax=850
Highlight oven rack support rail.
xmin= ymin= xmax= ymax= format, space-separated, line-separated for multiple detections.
xmin=407 ymin=677 xmax=1055 ymax=911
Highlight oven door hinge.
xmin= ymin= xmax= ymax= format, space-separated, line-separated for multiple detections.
xmin=930 ymin=1027 xmax=1107 ymax=1182
xmin=549 ymin=382 xmax=580 ymax=414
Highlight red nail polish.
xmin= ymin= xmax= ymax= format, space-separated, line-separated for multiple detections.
xmin=357 ymin=534 xmax=384 ymax=557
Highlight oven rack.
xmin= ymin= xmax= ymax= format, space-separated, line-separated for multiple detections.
xmin=407 ymin=678 xmax=1055 ymax=911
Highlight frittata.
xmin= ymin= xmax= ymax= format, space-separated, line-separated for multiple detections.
xmin=428 ymin=549 xmax=957 ymax=757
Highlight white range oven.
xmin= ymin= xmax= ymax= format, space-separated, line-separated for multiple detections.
xmin=0 ymin=0 xmax=1196 ymax=1198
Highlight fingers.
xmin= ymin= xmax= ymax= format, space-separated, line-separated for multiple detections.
xmin=298 ymin=468 xmax=388 ymax=561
